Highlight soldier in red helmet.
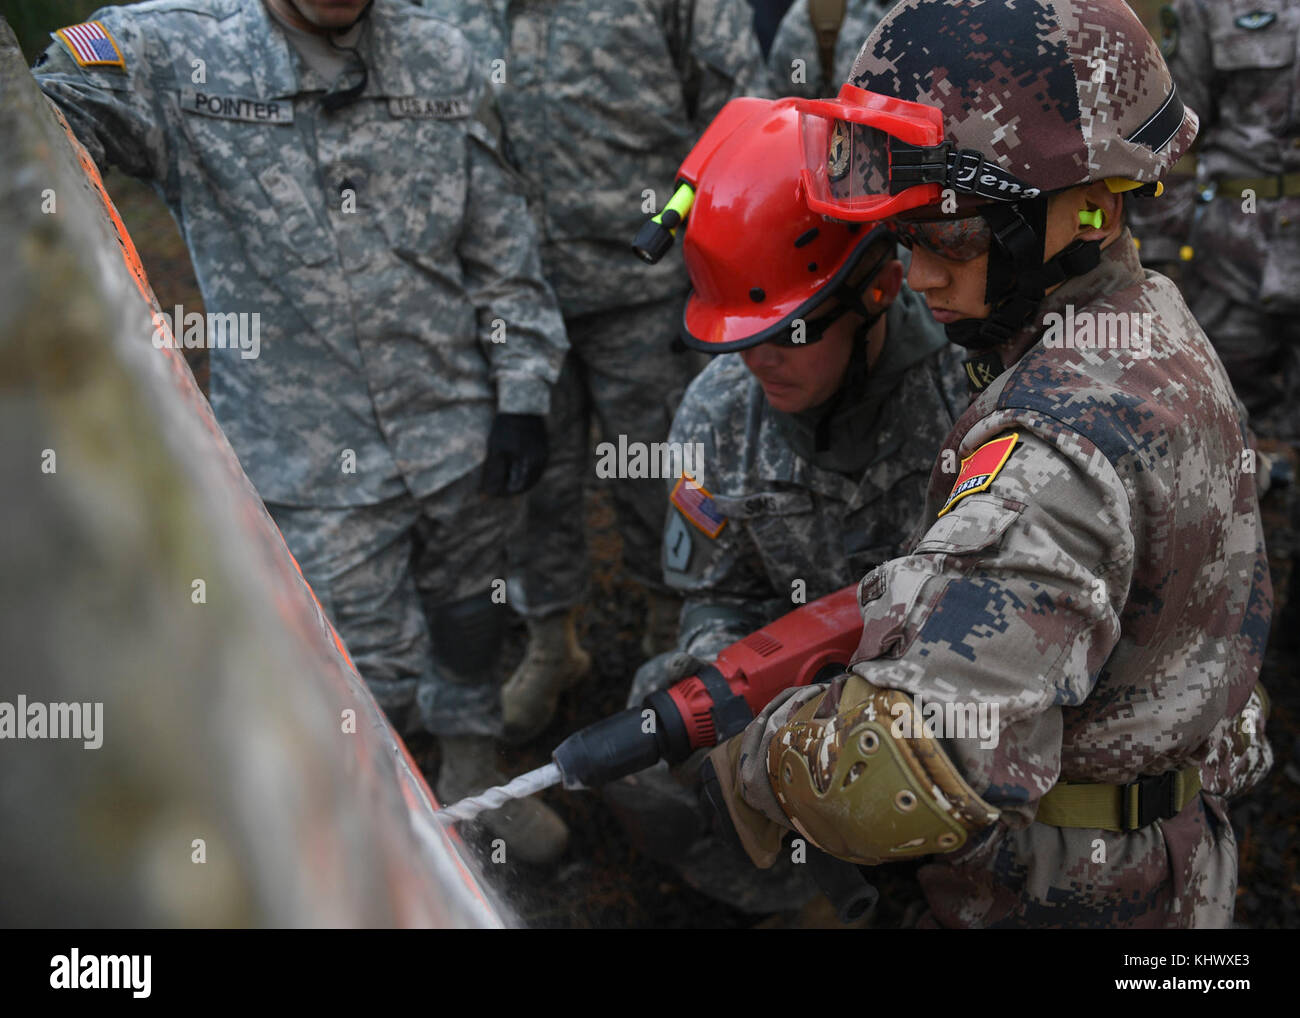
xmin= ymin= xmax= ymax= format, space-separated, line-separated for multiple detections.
xmin=606 ymin=97 xmax=966 ymax=919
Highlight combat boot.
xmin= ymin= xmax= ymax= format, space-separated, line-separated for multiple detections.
xmin=642 ymin=589 xmax=683 ymax=658
xmin=500 ymin=608 xmax=591 ymax=744
xmin=435 ymin=735 xmax=568 ymax=865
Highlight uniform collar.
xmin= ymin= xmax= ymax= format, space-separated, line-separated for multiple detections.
xmin=362 ymin=2 xmax=415 ymax=98
xmin=243 ymin=0 xmax=300 ymax=99
xmin=244 ymin=0 xmax=416 ymax=99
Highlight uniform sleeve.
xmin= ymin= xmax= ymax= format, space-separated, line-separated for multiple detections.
xmin=833 ymin=420 xmax=1135 ymax=828
xmin=31 ymin=9 xmax=171 ymax=187
xmin=457 ymin=81 xmax=569 ymax=416
xmin=661 ymin=394 xmax=780 ymax=661
xmin=671 ymin=0 xmax=776 ymax=126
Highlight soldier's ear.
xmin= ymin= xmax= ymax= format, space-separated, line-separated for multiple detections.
xmin=1076 ymin=181 xmax=1124 ymax=244
xmin=872 ymin=259 xmax=904 ymax=308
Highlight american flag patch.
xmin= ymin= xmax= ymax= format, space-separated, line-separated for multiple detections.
xmin=54 ymin=21 xmax=125 ymax=70
xmin=671 ymin=475 xmax=727 ymax=539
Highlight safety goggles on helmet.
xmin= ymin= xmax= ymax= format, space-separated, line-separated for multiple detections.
xmin=890 ymin=215 xmax=992 ymax=262
xmin=796 ymin=84 xmax=1045 ymax=222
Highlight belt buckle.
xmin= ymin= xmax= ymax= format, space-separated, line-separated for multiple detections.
xmin=1121 ymin=772 xmax=1178 ymax=830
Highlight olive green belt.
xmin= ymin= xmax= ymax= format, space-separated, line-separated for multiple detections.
xmin=1036 ymin=764 xmax=1202 ymax=831
xmin=1213 ymin=172 xmax=1300 ymax=199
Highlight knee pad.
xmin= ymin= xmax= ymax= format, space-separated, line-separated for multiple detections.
xmin=424 ymin=590 xmax=506 ymax=684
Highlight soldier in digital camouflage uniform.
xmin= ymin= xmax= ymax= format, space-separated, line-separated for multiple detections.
xmin=1130 ymin=0 xmax=1300 ymax=652
xmin=768 ymin=0 xmax=889 ymax=99
xmin=419 ymin=0 xmax=774 ymax=745
xmin=601 ymin=98 xmax=966 ymax=918
xmin=702 ymin=0 xmax=1275 ymax=927
xmin=33 ymin=0 xmax=572 ymax=861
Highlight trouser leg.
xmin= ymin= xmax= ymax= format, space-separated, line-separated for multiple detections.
xmin=267 ymin=497 xmax=428 ymax=736
xmin=411 ymin=470 xmax=523 ymax=737
xmin=1189 ymin=286 xmax=1293 ymax=433
xmin=506 ymin=351 xmax=592 ymax=619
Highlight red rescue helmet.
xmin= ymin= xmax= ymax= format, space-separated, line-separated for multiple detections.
xmin=678 ymin=97 xmax=895 ymax=352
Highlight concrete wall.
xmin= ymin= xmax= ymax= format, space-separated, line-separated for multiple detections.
xmin=0 ymin=19 xmax=510 ymax=928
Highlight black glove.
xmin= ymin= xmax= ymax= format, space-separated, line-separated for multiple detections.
xmin=697 ymin=753 xmax=746 ymax=856
xmin=480 ymin=413 xmax=548 ymax=496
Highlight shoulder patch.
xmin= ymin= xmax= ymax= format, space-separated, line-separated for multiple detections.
xmin=1235 ymin=11 xmax=1277 ymax=30
xmin=938 ymin=433 xmax=1018 ymax=518
xmin=53 ymin=21 xmax=126 ymax=71
xmin=671 ymin=475 xmax=728 ymax=539
xmin=664 ymin=512 xmax=694 ymax=572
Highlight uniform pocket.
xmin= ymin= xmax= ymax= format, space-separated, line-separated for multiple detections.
xmin=368 ymin=112 xmax=469 ymax=258
xmin=851 ymin=496 xmax=1025 ymax=663
xmin=1211 ymin=23 xmax=1295 ymax=69
xmin=1208 ymin=20 xmax=1297 ymax=132
xmin=176 ymin=96 xmax=331 ymax=274
xmin=913 ymin=494 xmax=1025 ymax=555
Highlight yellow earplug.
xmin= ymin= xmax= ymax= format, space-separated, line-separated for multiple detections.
xmin=1078 ymin=208 xmax=1104 ymax=228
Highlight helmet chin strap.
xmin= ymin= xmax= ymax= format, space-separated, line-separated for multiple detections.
xmin=943 ymin=195 xmax=1102 ymax=351
xmin=810 ymin=304 xmax=887 ymax=452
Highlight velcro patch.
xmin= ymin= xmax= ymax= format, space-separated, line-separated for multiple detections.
xmin=671 ymin=475 xmax=727 ymax=539
xmin=938 ymin=433 xmax=1019 ymax=518
xmin=181 ymin=88 xmax=294 ymax=124
xmin=388 ymin=96 xmax=472 ymax=120
xmin=54 ymin=21 xmax=125 ymax=70
xmin=664 ymin=512 xmax=693 ymax=571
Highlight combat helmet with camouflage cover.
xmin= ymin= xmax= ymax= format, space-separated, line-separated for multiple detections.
xmin=795 ymin=0 xmax=1198 ymax=349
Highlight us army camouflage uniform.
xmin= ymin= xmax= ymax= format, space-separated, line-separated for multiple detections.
xmin=768 ymin=0 xmax=890 ymax=98
xmin=734 ymin=235 xmax=1275 ymax=928
xmin=34 ymin=0 xmax=568 ymax=735
xmin=608 ymin=286 xmax=969 ymax=916
xmin=421 ymin=0 xmax=773 ymax=617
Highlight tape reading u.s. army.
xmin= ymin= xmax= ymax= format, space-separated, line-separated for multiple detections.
xmin=181 ymin=88 xmax=294 ymax=124
xmin=938 ymin=433 xmax=1019 ymax=517
xmin=388 ymin=96 xmax=472 ymax=120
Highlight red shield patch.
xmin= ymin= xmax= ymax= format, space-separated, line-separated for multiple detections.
xmin=938 ymin=433 xmax=1019 ymax=517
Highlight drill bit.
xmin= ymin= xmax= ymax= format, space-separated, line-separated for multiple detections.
xmin=435 ymin=762 xmax=563 ymax=823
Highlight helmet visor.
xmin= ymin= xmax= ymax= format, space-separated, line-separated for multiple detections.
xmin=796 ymin=84 xmax=946 ymax=221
